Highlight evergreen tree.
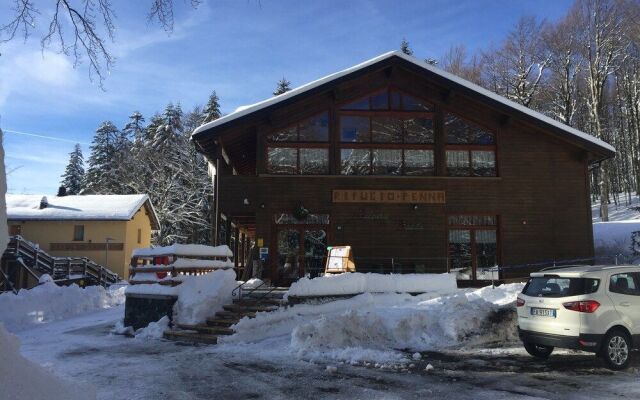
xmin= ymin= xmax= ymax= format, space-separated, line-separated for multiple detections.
xmin=123 ymin=111 xmax=146 ymax=143
xmin=60 ymin=143 xmax=85 ymax=195
xmin=83 ymin=121 xmax=120 ymax=194
xmin=273 ymin=78 xmax=291 ymax=96
xmin=57 ymin=186 xmax=67 ymax=197
xmin=400 ymin=38 xmax=413 ymax=56
xmin=152 ymin=103 xmax=183 ymax=150
xmin=202 ymin=91 xmax=222 ymax=124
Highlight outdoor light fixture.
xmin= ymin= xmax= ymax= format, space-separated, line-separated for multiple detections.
xmin=260 ymin=203 xmax=266 ymax=209
xmin=243 ymin=198 xmax=250 ymax=205
xmin=412 ymin=204 xmax=419 ymax=210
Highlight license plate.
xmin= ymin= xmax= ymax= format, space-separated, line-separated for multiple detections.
xmin=530 ymin=307 xmax=556 ymax=318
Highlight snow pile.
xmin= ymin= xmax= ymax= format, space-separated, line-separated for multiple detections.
xmin=0 ymin=282 xmax=125 ymax=332
xmin=593 ymin=220 xmax=640 ymax=257
xmin=134 ymin=316 xmax=171 ymax=339
xmin=287 ymin=272 xmax=457 ymax=297
xmin=0 ymin=323 xmax=96 ymax=400
xmin=132 ymin=244 xmax=232 ymax=258
xmin=222 ymin=284 xmax=523 ymax=364
xmin=172 ymin=269 xmax=237 ymax=324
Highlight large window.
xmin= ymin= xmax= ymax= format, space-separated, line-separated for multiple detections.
xmin=339 ymin=89 xmax=435 ymax=176
xmin=267 ymin=112 xmax=330 ymax=175
xmin=444 ymin=112 xmax=496 ymax=177
xmin=448 ymin=215 xmax=498 ymax=280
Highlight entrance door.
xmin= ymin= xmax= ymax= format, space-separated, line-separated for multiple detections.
xmin=275 ymin=226 xmax=328 ymax=282
xmin=448 ymin=215 xmax=498 ymax=281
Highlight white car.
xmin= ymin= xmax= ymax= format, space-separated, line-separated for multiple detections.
xmin=517 ymin=265 xmax=640 ymax=370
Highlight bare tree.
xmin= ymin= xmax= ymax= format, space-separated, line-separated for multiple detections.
xmin=439 ymin=44 xmax=483 ymax=85
xmin=481 ymin=16 xmax=551 ymax=107
xmin=573 ymin=0 xmax=630 ymax=221
xmin=0 ymin=0 xmax=200 ymax=87
xmin=540 ymin=9 xmax=583 ymax=126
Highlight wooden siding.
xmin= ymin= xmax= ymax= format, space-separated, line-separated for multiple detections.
xmin=209 ymin=60 xmax=595 ymax=280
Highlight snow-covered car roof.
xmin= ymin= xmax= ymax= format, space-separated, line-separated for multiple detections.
xmin=6 ymin=194 xmax=160 ymax=229
xmin=192 ymin=50 xmax=614 ymax=159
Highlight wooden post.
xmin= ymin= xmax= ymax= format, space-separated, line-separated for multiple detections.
xmin=67 ymin=259 xmax=72 ymax=279
xmin=233 ymin=225 xmax=240 ymax=271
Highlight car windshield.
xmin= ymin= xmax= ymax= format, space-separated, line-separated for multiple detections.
xmin=523 ymin=276 xmax=600 ymax=298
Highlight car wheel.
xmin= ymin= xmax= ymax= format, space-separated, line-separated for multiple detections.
xmin=600 ymin=330 xmax=631 ymax=370
xmin=523 ymin=342 xmax=554 ymax=359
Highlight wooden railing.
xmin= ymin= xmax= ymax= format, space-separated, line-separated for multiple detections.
xmin=2 ymin=236 xmax=119 ymax=288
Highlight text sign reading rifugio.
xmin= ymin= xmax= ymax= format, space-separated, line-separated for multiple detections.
xmin=332 ymin=190 xmax=446 ymax=204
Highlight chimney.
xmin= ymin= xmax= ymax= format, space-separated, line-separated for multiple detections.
xmin=39 ymin=196 xmax=48 ymax=209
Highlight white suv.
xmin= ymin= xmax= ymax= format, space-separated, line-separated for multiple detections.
xmin=517 ymin=265 xmax=640 ymax=370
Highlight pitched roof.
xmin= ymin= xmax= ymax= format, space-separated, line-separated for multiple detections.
xmin=6 ymin=194 xmax=160 ymax=230
xmin=192 ymin=50 xmax=614 ymax=159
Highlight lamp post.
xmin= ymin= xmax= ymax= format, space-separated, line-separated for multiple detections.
xmin=105 ymin=237 xmax=114 ymax=267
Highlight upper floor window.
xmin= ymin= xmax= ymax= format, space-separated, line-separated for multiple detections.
xmin=444 ymin=112 xmax=496 ymax=177
xmin=73 ymin=225 xmax=84 ymax=241
xmin=341 ymin=89 xmax=434 ymax=112
xmin=267 ymin=112 xmax=331 ymax=175
xmin=268 ymin=112 xmax=329 ymax=142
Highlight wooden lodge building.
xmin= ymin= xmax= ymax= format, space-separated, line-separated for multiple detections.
xmin=192 ymin=51 xmax=615 ymax=284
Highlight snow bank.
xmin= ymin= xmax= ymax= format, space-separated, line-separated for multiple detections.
xmin=593 ymin=220 xmax=640 ymax=256
xmin=287 ymin=272 xmax=457 ymax=297
xmin=134 ymin=316 xmax=171 ymax=339
xmin=0 ymin=282 xmax=125 ymax=332
xmin=172 ymin=269 xmax=237 ymax=325
xmin=222 ymin=284 xmax=524 ymax=364
xmin=0 ymin=323 xmax=96 ymax=400
xmin=132 ymin=244 xmax=232 ymax=258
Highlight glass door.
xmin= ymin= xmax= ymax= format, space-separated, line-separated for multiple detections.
xmin=277 ymin=229 xmax=301 ymax=280
xmin=304 ymin=229 xmax=327 ymax=278
xmin=448 ymin=215 xmax=498 ymax=281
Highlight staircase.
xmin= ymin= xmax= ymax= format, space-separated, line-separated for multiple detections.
xmin=0 ymin=235 xmax=120 ymax=293
xmin=163 ymin=287 xmax=288 ymax=344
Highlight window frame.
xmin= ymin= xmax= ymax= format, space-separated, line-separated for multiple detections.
xmin=447 ymin=214 xmax=500 ymax=281
xmin=443 ymin=111 xmax=498 ymax=177
xmin=338 ymin=87 xmax=436 ymax=176
xmin=73 ymin=225 xmax=85 ymax=242
xmin=265 ymin=111 xmax=331 ymax=175
xmin=609 ymin=273 xmax=640 ymax=296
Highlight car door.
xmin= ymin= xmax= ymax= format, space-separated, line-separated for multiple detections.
xmin=607 ymin=272 xmax=640 ymax=335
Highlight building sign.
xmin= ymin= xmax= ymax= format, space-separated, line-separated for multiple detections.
xmin=332 ymin=190 xmax=445 ymax=204
xmin=50 ymin=242 xmax=124 ymax=251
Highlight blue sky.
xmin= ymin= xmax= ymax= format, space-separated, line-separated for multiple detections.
xmin=0 ymin=0 xmax=573 ymax=194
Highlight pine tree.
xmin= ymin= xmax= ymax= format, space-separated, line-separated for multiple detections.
xmin=83 ymin=121 xmax=121 ymax=194
xmin=202 ymin=91 xmax=222 ymax=124
xmin=123 ymin=111 xmax=146 ymax=143
xmin=60 ymin=143 xmax=85 ymax=195
xmin=152 ymin=103 xmax=183 ymax=150
xmin=400 ymin=38 xmax=413 ymax=56
xmin=273 ymin=78 xmax=291 ymax=96
xmin=57 ymin=186 xmax=67 ymax=196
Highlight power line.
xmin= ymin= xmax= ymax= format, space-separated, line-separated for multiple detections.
xmin=3 ymin=129 xmax=90 ymax=145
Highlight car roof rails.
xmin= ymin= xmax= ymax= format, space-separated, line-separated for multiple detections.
xmin=539 ymin=264 xmax=588 ymax=272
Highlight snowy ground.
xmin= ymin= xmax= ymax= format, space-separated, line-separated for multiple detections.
xmin=8 ymin=287 xmax=640 ymax=399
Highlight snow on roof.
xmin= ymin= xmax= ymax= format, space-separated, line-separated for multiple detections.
xmin=6 ymin=194 xmax=160 ymax=228
xmin=193 ymin=50 xmax=614 ymax=156
xmin=132 ymin=244 xmax=233 ymax=258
